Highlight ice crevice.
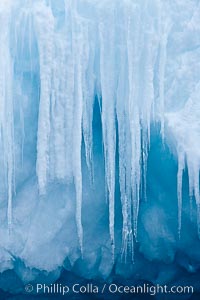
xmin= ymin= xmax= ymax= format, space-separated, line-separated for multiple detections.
xmin=0 ymin=0 xmax=200 ymax=267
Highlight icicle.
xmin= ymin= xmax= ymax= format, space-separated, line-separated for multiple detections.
xmin=187 ymin=159 xmax=200 ymax=236
xmin=116 ymin=15 xmax=133 ymax=260
xmin=99 ymin=7 xmax=116 ymax=259
xmin=33 ymin=2 xmax=54 ymax=194
xmin=194 ymin=165 xmax=200 ymax=236
xmin=82 ymin=25 xmax=95 ymax=184
xmin=126 ymin=3 xmax=142 ymax=242
xmin=132 ymin=111 xmax=142 ymax=241
xmin=62 ymin=0 xmax=75 ymax=183
xmin=50 ymin=36 xmax=68 ymax=181
xmin=70 ymin=1 xmax=93 ymax=253
xmin=72 ymin=29 xmax=84 ymax=255
xmin=14 ymin=6 xmax=34 ymax=169
xmin=141 ymin=131 xmax=148 ymax=202
xmin=116 ymin=0 xmax=160 ymax=259
xmin=158 ymin=21 xmax=171 ymax=139
xmin=177 ymin=151 xmax=185 ymax=238
xmin=6 ymin=71 xmax=15 ymax=232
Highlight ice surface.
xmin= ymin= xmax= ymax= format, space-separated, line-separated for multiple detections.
xmin=0 ymin=0 xmax=200 ymax=293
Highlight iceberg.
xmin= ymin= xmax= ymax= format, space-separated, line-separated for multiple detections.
xmin=0 ymin=0 xmax=200 ymax=298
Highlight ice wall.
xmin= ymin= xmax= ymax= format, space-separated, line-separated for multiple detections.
xmin=0 ymin=0 xmax=200 ymax=289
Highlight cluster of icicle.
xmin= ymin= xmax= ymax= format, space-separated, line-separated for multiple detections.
xmin=168 ymin=83 xmax=200 ymax=238
xmin=0 ymin=0 xmax=199 ymax=261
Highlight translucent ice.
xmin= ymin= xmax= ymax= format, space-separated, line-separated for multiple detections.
xmin=0 ymin=0 xmax=200 ymax=293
